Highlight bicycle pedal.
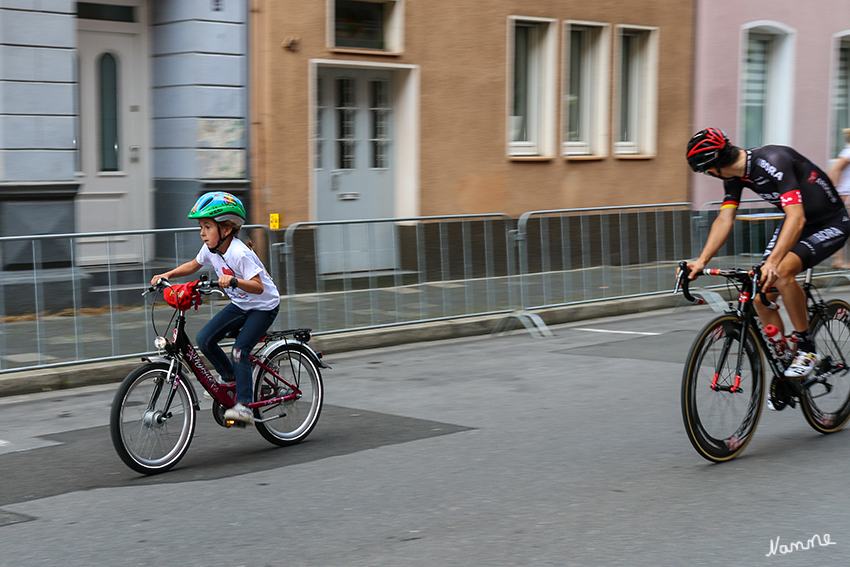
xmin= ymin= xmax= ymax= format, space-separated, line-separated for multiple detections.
xmin=225 ymin=419 xmax=248 ymax=429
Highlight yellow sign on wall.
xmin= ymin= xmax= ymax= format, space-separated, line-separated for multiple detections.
xmin=270 ymin=213 xmax=280 ymax=230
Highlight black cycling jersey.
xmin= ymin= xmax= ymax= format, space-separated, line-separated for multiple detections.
xmin=722 ymin=145 xmax=846 ymax=225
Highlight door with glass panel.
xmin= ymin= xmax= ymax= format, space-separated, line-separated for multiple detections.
xmin=77 ymin=21 xmax=150 ymax=264
xmin=315 ymin=67 xmax=396 ymax=274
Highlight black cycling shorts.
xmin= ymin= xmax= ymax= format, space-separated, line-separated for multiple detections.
xmin=762 ymin=213 xmax=850 ymax=270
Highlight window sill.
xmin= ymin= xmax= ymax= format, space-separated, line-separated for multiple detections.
xmin=613 ymin=154 xmax=655 ymax=160
xmin=563 ymin=154 xmax=607 ymax=161
xmin=330 ymin=47 xmax=403 ymax=57
xmin=508 ymin=155 xmax=554 ymax=162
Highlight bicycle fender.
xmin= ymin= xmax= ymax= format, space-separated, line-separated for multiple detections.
xmin=255 ymin=340 xmax=330 ymax=370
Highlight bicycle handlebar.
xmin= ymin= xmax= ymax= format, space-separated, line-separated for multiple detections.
xmin=143 ymin=277 xmax=223 ymax=297
xmin=674 ymin=262 xmax=705 ymax=305
xmin=674 ymin=261 xmax=780 ymax=310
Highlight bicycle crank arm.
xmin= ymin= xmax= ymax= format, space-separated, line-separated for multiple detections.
xmin=254 ymin=412 xmax=287 ymax=423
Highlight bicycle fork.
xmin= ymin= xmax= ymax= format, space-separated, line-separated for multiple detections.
xmin=148 ymin=357 xmax=182 ymax=426
xmin=711 ymin=319 xmax=749 ymax=394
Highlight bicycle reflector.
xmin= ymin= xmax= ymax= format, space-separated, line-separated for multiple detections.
xmin=163 ymin=281 xmax=202 ymax=311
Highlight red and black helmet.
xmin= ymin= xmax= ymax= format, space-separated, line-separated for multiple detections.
xmin=686 ymin=128 xmax=730 ymax=173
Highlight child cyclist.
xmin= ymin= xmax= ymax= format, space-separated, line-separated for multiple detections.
xmin=151 ymin=191 xmax=280 ymax=426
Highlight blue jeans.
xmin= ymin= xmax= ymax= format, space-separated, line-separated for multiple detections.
xmin=196 ymin=303 xmax=279 ymax=404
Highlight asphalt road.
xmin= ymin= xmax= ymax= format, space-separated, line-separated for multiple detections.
xmin=0 ymin=305 xmax=848 ymax=566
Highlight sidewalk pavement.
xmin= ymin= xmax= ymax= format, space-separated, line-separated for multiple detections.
xmin=0 ymin=293 xmax=684 ymax=397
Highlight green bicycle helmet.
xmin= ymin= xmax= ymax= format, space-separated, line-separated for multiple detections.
xmin=188 ymin=191 xmax=246 ymax=227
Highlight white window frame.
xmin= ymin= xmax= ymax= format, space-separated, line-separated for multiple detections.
xmin=830 ymin=33 xmax=850 ymax=158
xmin=739 ymin=22 xmax=795 ymax=148
xmin=741 ymin=32 xmax=771 ymax=149
xmin=613 ymin=25 xmax=658 ymax=156
xmin=327 ymin=0 xmax=404 ymax=53
xmin=563 ymin=21 xmax=610 ymax=157
xmin=507 ymin=16 xmax=557 ymax=158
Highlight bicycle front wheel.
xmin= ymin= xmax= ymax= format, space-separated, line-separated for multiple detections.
xmin=682 ymin=315 xmax=765 ymax=462
xmin=803 ymin=299 xmax=850 ymax=433
xmin=110 ymin=362 xmax=196 ymax=475
xmin=253 ymin=345 xmax=324 ymax=446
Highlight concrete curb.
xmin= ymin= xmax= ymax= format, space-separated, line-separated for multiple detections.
xmin=0 ymin=293 xmax=684 ymax=398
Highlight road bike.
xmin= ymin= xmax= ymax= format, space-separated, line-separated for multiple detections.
xmin=110 ymin=277 xmax=327 ymax=475
xmin=674 ymin=261 xmax=850 ymax=462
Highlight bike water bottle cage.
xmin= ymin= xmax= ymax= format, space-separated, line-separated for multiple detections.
xmin=163 ymin=281 xmax=202 ymax=311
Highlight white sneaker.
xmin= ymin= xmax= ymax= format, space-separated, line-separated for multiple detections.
xmin=223 ymin=403 xmax=255 ymax=426
xmin=784 ymin=349 xmax=821 ymax=380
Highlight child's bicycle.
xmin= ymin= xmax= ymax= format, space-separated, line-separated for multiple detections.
xmin=674 ymin=261 xmax=850 ymax=462
xmin=110 ymin=277 xmax=327 ymax=475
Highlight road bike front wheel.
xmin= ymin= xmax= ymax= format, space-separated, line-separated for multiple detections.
xmin=803 ymin=299 xmax=850 ymax=433
xmin=682 ymin=315 xmax=765 ymax=462
xmin=110 ymin=362 xmax=197 ymax=475
xmin=253 ymin=346 xmax=324 ymax=446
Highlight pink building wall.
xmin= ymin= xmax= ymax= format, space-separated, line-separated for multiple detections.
xmin=691 ymin=0 xmax=850 ymax=208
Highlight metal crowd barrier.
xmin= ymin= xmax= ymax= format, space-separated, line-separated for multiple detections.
xmin=270 ymin=214 xmax=515 ymax=333
xmin=2 ymin=204 xmax=847 ymax=373
xmin=0 ymin=225 xmax=267 ymax=373
xmin=512 ymin=203 xmax=692 ymax=312
xmin=693 ymin=199 xmax=783 ymax=260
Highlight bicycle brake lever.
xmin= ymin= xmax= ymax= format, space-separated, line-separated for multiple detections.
xmin=673 ymin=260 xmax=688 ymax=295
xmin=673 ymin=272 xmax=682 ymax=295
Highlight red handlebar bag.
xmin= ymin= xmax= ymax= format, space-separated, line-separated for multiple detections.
xmin=163 ymin=281 xmax=202 ymax=311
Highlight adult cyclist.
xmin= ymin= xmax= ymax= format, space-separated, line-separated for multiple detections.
xmin=685 ymin=127 xmax=850 ymax=380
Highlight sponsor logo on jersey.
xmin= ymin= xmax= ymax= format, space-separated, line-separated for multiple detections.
xmin=810 ymin=227 xmax=845 ymax=243
xmin=757 ymin=158 xmax=784 ymax=181
xmin=753 ymin=191 xmax=782 ymax=205
xmin=811 ymin=174 xmax=838 ymax=201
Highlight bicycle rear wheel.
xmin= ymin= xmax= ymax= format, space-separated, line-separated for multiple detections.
xmin=110 ymin=362 xmax=196 ymax=475
xmin=253 ymin=345 xmax=323 ymax=446
xmin=682 ymin=315 xmax=765 ymax=462
xmin=803 ymin=299 xmax=850 ymax=433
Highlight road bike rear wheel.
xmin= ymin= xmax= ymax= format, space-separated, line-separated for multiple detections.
xmin=803 ymin=299 xmax=850 ymax=433
xmin=682 ymin=315 xmax=765 ymax=462
xmin=110 ymin=362 xmax=196 ymax=475
xmin=253 ymin=346 xmax=323 ymax=446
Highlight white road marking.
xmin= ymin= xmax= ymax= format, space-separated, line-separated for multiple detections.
xmin=574 ymin=328 xmax=661 ymax=336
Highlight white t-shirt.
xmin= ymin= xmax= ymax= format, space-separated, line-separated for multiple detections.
xmin=838 ymin=146 xmax=850 ymax=196
xmin=196 ymin=239 xmax=280 ymax=311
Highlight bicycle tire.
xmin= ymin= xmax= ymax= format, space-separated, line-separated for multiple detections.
xmin=682 ymin=314 xmax=765 ymax=462
xmin=803 ymin=299 xmax=850 ymax=433
xmin=253 ymin=345 xmax=324 ymax=446
xmin=110 ymin=362 xmax=196 ymax=475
